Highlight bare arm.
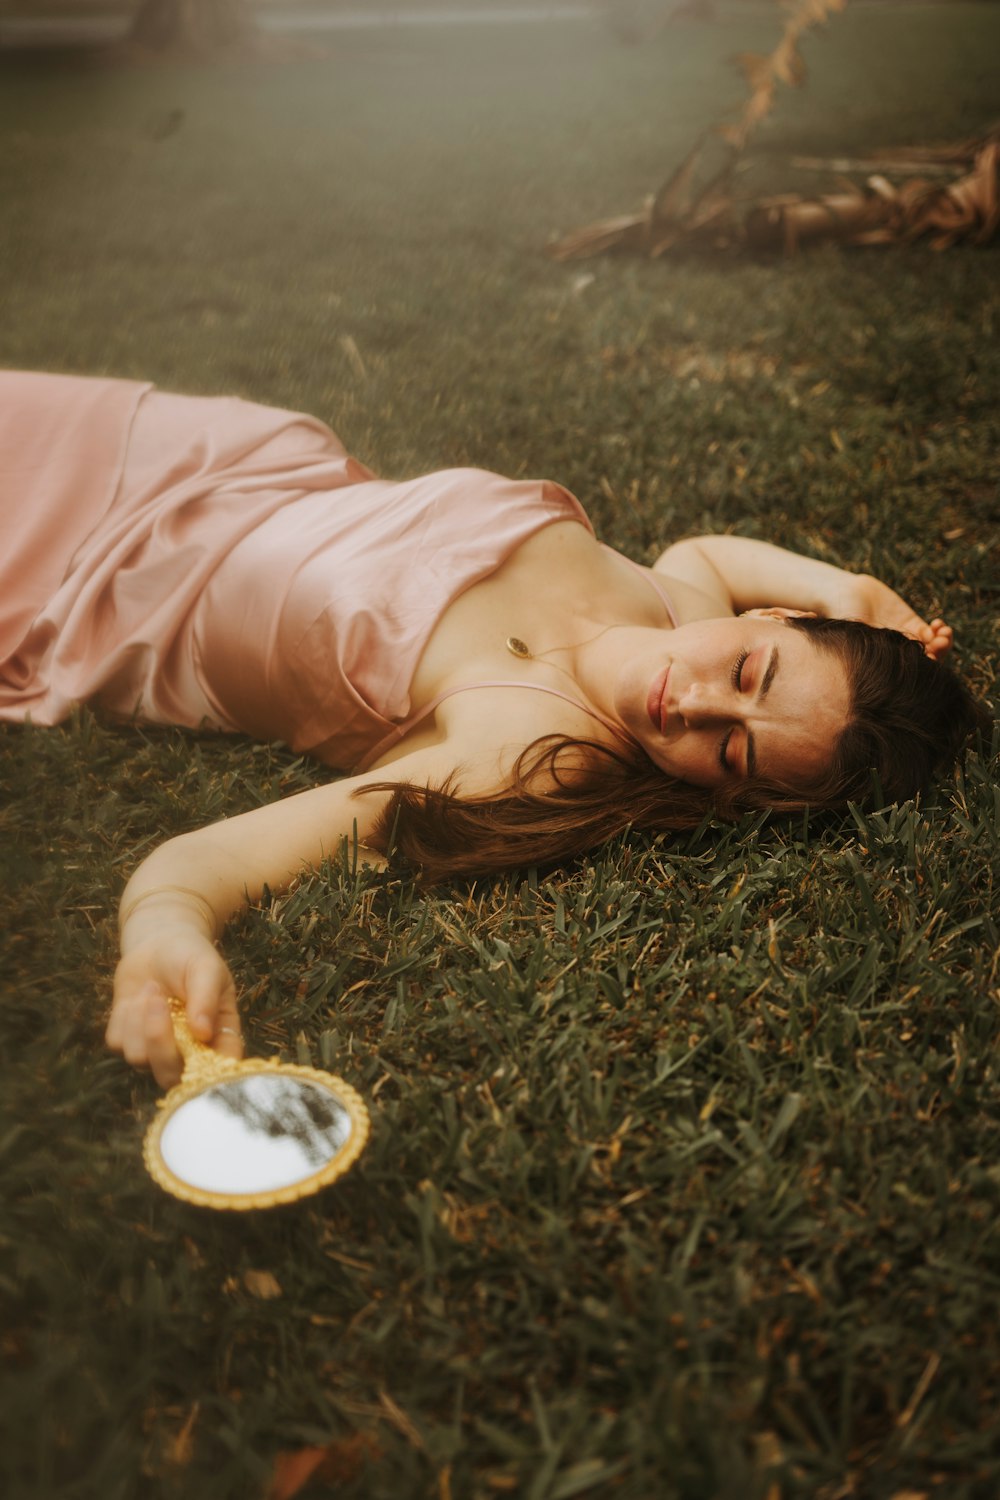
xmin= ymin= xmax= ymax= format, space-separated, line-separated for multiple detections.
xmin=106 ymin=746 xmax=453 ymax=1087
xmin=654 ymin=535 xmax=953 ymax=659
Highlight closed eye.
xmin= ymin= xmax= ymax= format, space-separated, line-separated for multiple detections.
xmin=721 ymin=645 xmax=776 ymax=778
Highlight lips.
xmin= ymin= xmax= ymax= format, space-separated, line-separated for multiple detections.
xmin=647 ymin=664 xmax=670 ymax=733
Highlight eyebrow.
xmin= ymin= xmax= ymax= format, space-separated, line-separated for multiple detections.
xmin=745 ymin=646 xmax=779 ymax=779
xmin=759 ymin=645 xmax=779 ymax=701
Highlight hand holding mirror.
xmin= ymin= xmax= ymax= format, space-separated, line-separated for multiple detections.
xmin=144 ymin=998 xmax=369 ymax=1210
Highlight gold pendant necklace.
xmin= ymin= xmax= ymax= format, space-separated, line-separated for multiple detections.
xmin=502 ymin=623 xmax=635 ymax=748
xmin=505 ymin=622 xmax=619 ymax=664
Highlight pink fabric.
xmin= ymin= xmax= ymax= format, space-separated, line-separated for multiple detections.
xmin=0 ymin=371 xmax=150 ymax=664
xmin=0 ymin=372 xmax=592 ymax=769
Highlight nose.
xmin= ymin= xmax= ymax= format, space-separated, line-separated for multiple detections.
xmin=676 ymin=682 xmax=736 ymax=729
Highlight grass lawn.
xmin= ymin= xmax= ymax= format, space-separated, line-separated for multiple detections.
xmin=1 ymin=5 xmax=999 ymax=1497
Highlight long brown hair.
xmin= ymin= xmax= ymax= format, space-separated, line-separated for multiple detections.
xmin=360 ymin=617 xmax=990 ymax=882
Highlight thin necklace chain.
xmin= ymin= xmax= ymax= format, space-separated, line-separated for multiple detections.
xmin=505 ymin=622 xmax=619 ymax=661
xmin=504 ymin=622 xmax=620 ymax=690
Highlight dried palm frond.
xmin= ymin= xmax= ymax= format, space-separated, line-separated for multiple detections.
xmin=862 ymin=120 xmax=1000 ymax=165
xmin=549 ymin=132 xmax=1000 ymax=261
xmin=791 ymin=121 xmax=1000 ymax=177
xmin=745 ymin=140 xmax=1000 ymax=252
xmin=547 ymin=210 xmax=654 ymax=261
xmin=721 ymin=0 xmax=845 ymax=148
xmin=548 ymin=0 xmax=846 ymax=259
xmin=548 ymin=0 xmax=998 ymax=263
xmin=548 ymin=133 xmax=742 ymax=261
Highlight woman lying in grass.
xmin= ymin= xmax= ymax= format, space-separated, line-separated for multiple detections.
xmin=0 ymin=371 xmax=983 ymax=1085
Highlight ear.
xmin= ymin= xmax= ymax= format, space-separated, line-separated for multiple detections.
xmin=740 ymin=606 xmax=818 ymax=622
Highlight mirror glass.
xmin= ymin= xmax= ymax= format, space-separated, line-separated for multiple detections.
xmin=158 ymin=1074 xmax=354 ymax=1195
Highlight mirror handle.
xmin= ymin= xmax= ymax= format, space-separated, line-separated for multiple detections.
xmin=166 ymin=996 xmax=237 ymax=1085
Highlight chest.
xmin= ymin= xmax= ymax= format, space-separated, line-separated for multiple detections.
xmin=408 ymin=521 xmax=668 ymax=708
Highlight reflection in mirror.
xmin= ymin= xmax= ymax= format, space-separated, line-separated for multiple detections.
xmin=158 ymin=1075 xmax=354 ymax=1195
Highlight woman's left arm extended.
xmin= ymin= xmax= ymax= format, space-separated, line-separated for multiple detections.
xmin=654 ymin=535 xmax=953 ymax=659
xmin=106 ymin=744 xmax=456 ymax=1086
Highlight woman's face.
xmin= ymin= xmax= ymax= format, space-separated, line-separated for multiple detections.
xmin=606 ymin=613 xmax=852 ymax=790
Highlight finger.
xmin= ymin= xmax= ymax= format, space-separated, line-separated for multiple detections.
xmin=210 ymin=972 xmax=244 ymax=1063
xmin=183 ymin=953 xmax=242 ymax=1063
xmin=105 ymin=999 xmax=126 ymax=1050
xmin=213 ymin=1019 xmax=245 ymax=1064
xmin=106 ymin=967 xmax=146 ymax=1049
xmin=109 ymin=978 xmax=161 ymax=1062
xmin=183 ymin=950 xmax=234 ymax=1042
xmin=145 ymin=989 xmax=184 ymax=1089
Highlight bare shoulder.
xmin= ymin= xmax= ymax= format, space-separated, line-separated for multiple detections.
xmin=652 ymin=537 xmax=731 ymax=611
xmin=648 ymin=558 xmax=734 ymax=625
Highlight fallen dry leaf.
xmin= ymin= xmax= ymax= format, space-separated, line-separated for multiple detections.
xmin=243 ymin=1268 xmax=282 ymax=1300
xmin=266 ymin=1434 xmax=379 ymax=1500
xmin=266 ymin=1446 xmax=329 ymax=1500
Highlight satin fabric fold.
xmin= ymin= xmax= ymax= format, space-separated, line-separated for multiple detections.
xmin=0 ymin=372 xmax=590 ymax=768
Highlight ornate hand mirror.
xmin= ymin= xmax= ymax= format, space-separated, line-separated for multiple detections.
xmin=144 ymin=999 xmax=370 ymax=1210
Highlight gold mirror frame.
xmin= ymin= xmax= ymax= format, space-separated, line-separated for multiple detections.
xmin=143 ymin=999 xmax=370 ymax=1210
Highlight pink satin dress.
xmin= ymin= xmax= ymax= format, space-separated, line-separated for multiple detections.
xmin=0 ymin=372 xmax=595 ymax=769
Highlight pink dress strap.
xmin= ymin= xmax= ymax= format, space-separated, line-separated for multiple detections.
xmin=604 ymin=546 xmax=678 ymax=626
xmin=356 ymin=679 xmax=630 ymax=772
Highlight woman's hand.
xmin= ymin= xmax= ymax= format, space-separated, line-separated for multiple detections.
xmin=107 ymin=924 xmax=243 ymax=1089
xmin=834 ymin=574 xmax=954 ymax=660
xmin=921 ymin=618 xmax=954 ymax=661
